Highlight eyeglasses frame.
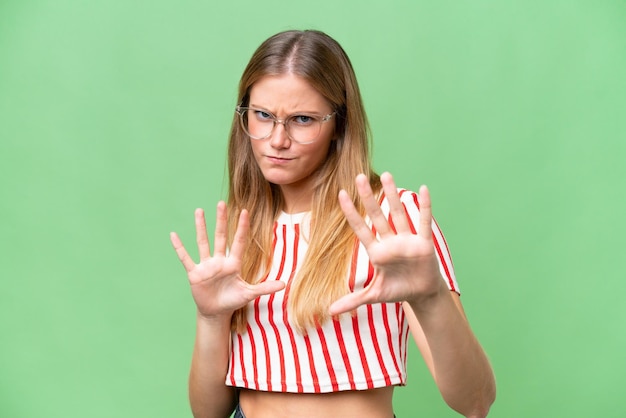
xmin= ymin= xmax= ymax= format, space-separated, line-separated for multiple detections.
xmin=235 ymin=105 xmax=336 ymax=145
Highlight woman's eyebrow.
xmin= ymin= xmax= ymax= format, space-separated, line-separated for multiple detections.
xmin=249 ymin=104 xmax=325 ymax=116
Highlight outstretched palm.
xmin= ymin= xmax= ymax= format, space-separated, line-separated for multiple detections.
xmin=170 ymin=202 xmax=285 ymax=318
xmin=330 ymin=173 xmax=446 ymax=316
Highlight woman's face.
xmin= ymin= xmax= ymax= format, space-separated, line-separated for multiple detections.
xmin=247 ymin=73 xmax=336 ymax=202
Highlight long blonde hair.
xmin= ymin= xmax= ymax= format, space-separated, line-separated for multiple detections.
xmin=227 ymin=30 xmax=380 ymax=333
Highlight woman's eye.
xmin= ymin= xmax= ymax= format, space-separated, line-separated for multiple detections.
xmin=254 ymin=110 xmax=273 ymax=121
xmin=293 ymin=115 xmax=314 ymax=125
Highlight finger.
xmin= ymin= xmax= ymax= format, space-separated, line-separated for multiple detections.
xmin=228 ymin=209 xmax=250 ymax=261
xmin=355 ymin=174 xmax=392 ymax=237
xmin=328 ymin=290 xmax=372 ymax=316
xmin=213 ymin=201 xmax=228 ymax=256
xmin=338 ymin=189 xmax=377 ymax=248
xmin=245 ymin=280 xmax=286 ymax=300
xmin=380 ymin=172 xmax=410 ymax=233
xmin=170 ymin=232 xmax=197 ymax=272
xmin=417 ymin=185 xmax=434 ymax=239
xmin=195 ymin=208 xmax=211 ymax=260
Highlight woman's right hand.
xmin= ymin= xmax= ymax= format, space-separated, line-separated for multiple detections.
xmin=170 ymin=201 xmax=285 ymax=319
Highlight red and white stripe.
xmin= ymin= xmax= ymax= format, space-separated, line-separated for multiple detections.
xmin=227 ymin=189 xmax=459 ymax=393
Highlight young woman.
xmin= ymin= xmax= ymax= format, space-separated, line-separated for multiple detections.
xmin=170 ymin=30 xmax=495 ymax=418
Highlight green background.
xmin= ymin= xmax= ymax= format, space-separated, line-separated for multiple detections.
xmin=1 ymin=0 xmax=625 ymax=416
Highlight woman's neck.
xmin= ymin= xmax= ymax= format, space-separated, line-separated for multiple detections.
xmin=280 ymin=185 xmax=313 ymax=214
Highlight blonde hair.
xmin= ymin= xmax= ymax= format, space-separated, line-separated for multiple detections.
xmin=227 ymin=30 xmax=380 ymax=333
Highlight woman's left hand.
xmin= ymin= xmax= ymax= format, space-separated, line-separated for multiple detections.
xmin=329 ymin=172 xmax=447 ymax=315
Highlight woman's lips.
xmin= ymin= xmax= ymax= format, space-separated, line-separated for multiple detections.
xmin=266 ymin=155 xmax=294 ymax=164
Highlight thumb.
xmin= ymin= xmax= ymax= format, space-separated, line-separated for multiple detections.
xmin=329 ymin=291 xmax=368 ymax=316
xmin=249 ymin=280 xmax=286 ymax=298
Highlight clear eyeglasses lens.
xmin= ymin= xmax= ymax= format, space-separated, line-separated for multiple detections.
xmin=238 ymin=108 xmax=332 ymax=144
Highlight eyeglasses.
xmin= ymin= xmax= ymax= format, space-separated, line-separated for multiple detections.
xmin=236 ymin=106 xmax=335 ymax=144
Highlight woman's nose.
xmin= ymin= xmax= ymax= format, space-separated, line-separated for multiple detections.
xmin=269 ymin=121 xmax=291 ymax=148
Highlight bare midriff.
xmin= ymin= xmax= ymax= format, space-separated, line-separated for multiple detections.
xmin=238 ymin=386 xmax=396 ymax=418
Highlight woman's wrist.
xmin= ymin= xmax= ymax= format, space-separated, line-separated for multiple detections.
xmin=196 ymin=310 xmax=233 ymax=328
xmin=406 ymin=279 xmax=451 ymax=315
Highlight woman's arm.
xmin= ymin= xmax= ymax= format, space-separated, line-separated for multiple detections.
xmin=188 ymin=313 xmax=237 ymax=418
xmin=331 ymin=172 xmax=495 ymax=418
xmin=171 ymin=204 xmax=285 ymax=418
xmin=405 ymin=292 xmax=495 ymax=418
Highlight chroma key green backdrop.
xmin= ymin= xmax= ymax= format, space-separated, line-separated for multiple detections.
xmin=1 ymin=0 xmax=625 ymax=417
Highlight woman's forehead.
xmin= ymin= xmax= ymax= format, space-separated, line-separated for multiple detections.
xmin=249 ymin=74 xmax=331 ymax=113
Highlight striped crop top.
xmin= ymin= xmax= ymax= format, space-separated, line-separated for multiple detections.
xmin=226 ymin=189 xmax=459 ymax=393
